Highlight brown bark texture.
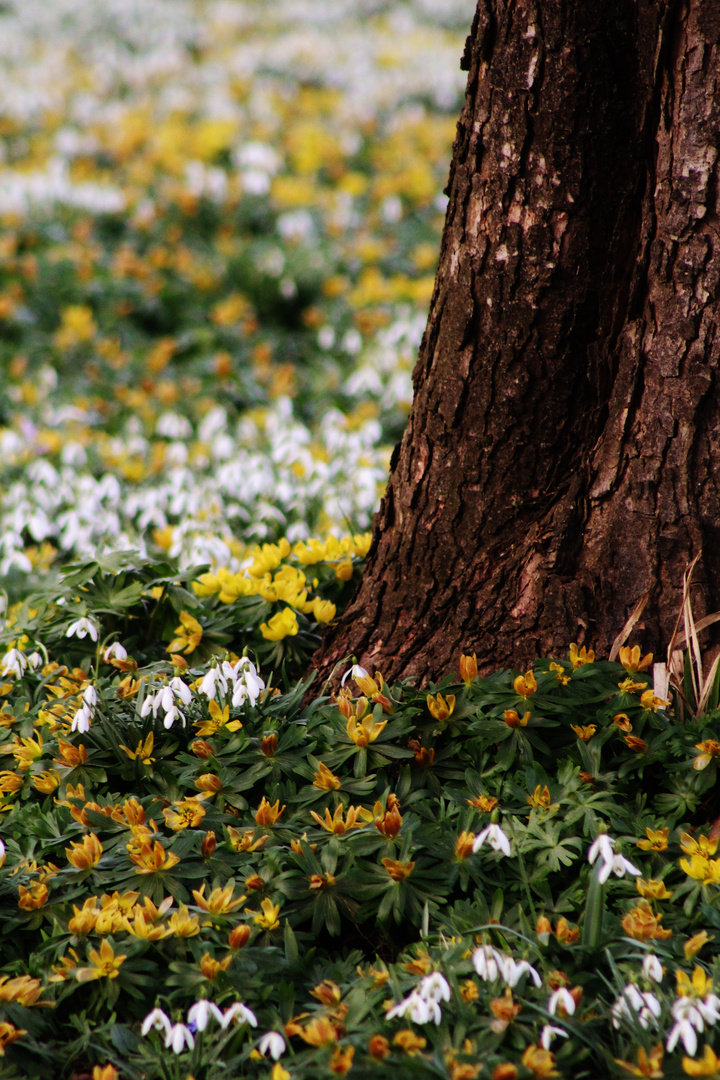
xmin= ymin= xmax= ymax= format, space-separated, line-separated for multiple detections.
xmin=311 ymin=0 xmax=720 ymax=687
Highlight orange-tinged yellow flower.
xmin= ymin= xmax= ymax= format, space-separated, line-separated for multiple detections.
xmin=69 ymin=897 xmax=101 ymax=936
xmin=503 ymin=709 xmax=530 ymax=728
xmin=459 ymin=653 xmax=478 ymax=684
xmin=467 ymin=794 xmax=498 ymax=812
xmin=194 ymin=698 xmax=243 ymax=736
xmin=0 ymin=974 xmax=45 ymax=1006
xmin=127 ymin=909 xmax=169 ymax=940
xmin=636 ymin=878 xmax=673 ymax=899
xmin=54 ymin=738 xmax=87 ymax=767
xmin=677 ymin=967 xmax=713 ymax=999
xmin=427 ymin=692 xmax=455 ymax=722
xmin=0 ymin=770 xmax=23 ymax=794
xmin=694 ymin=740 xmax=720 ymax=770
xmin=614 ymin=713 xmax=633 ymax=732
xmin=346 ymin=713 xmax=388 ymax=747
xmin=682 ymin=1044 xmax=720 ymax=1076
xmin=549 ymin=662 xmax=571 ymax=685
xmin=681 ymin=833 xmax=719 ymax=857
xmin=226 ymin=827 xmax=268 ymax=853
xmin=32 ymin=769 xmax=62 ymax=794
xmin=167 ymin=906 xmax=201 ymax=937
xmin=521 ymin=1044 xmax=560 ymax=1078
xmin=455 ymin=831 xmax=476 ymax=859
xmin=382 ymin=857 xmax=414 ymax=882
xmin=310 ymin=804 xmax=367 ymax=835
xmin=195 ymin=773 xmax=222 ymax=793
xmin=10 ymin=733 xmax=43 ymax=770
xmin=637 ymin=827 xmax=669 ymax=852
xmin=571 ymin=724 xmax=596 ymax=741
xmin=93 ymin=1066 xmax=120 ymax=1080
xmin=513 ymin=671 xmax=537 ymax=697
xmin=313 ymin=762 xmax=341 ymax=790
xmin=490 ymin=987 xmax=521 ymax=1028
xmin=271 ymin=1064 xmax=291 ymax=1080
xmin=330 ymin=1044 xmax=354 ymax=1076
xmin=260 ymin=608 xmax=299 ymax=641
xmin=200 ymin=952 xmax=233 ymax=980
xmin=18 ymin=882 xmax=49 ymax=910
xmin=119 ymin=733 xmax=155 ymax=765
xmin=75 ymin=940 xmax=126 ymax=981
xmin=309 ymin=872 xmax=336 ymax=890
xmin=353 ymin=670 xmax=394 ymax=712
xmin=162 ymin=798 xmax=206 ymax=831
xmin=569 ymin=643 xmax=594 ymax=668
xmin=622 ymin=900 xmax=672 ymax=940
xmin=536 ymin=915 xmax=552 ymax=938
xmin=192 ymin=883 xmax=246 ymax=915
xmin=66 ymin=833 xmax=103 ymax=870
xmin=680 ymin=855 xmax=720 ymax=885
xmin=128 ymin=839 xmax=181 ymax=874
xmin=368 ymin=1034 xmax=391 ymax=1059
xmin=619 ymin=678 xmax=649 ymax=694
xmin=167 ymin=611 xmax=203 ymax=654
xmin=685 ymin=931 xmax=714 ymax=959
xmin=228 ymin=924 xmax=251 ymax=950
xmin=641 ymin=689 xmax=669 ymax=712
xmin=255 ymin=797 xmax=285 ymax=827
xmin=625 ymin=736 xmax=648 ymax=752
xmin=373 ymin=795 xmax=403 ymax=837
xmin=0 ymin=1022 xmax=27 ymax=1056
xmin=555 ymin=918 xmax=579 ymax=944
xmin=619 ymin=646 xmax=654 ymax=673
xmin=614 ymin=1043 xmax=663 ymax=1077
xmin=460 ymin=979 xmax=479 ymax=1002
xmin=528 ymin=785 xmax=551 ymax=809
xmin=393 ymin=1029 xmax=426 ymax=1055
xmin=491 ymin=1066 xmax=519 ymax=1080
xmin=286 ymin=1015 xmax=338 ymax=1047
xmin=253 ymin=897 xmax=281 ymax=931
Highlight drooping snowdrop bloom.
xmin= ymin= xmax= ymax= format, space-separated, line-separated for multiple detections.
xmin=642 ymin=955 xmax=664 ymax=983
xmin=588 ymin=833 xmax=615 ymax=867
xmin=198 ymin=666 xmax=227 ymax=700
xmin=258 ymin=1031 xmax=286 ymax=1059
xmin=472 ymin=823 xmax=511 ymax=856
xmin=169 ymin=677 xmax=192 ymax=706
xmin=540 ymin=1025 xmax=569 ymax=1051
xmin=502 ymin=957 xmax=542 ymax=989
xmin=66 ymin=617 xmax=98 ymax=641
xmin=418 ymin=972 xmax=451 ymax=1003
xmin=141 ymin=1008 xmax=172 ymax=1038
xmin=341 ymin=663 xmax=370 ymax=685
xmin=221 ymin=1002 xmax=258 ymax=1028
xmin=165 ymin=1022 xmax=195 ymax=1054
xmin=611 ymin=985 xmax=661 ymax=1030
xmin=548 ymin=988 xmax=576 ymax=1017
xmin=231 ymin=658 xmax=265 ymax=708
xmin=103 ymin=642 xmax=127 ymax=662
xmin=472 ymin=945 xmax=503 ymax=982
xmin=1 ymin=648 xmax=27 ymax=678
xmin=386 ymin=990 xmax=437 ymax=1024
xmin=597 ymin=852 xmax=642 ymax=885
xmin=187 ymin=1000 xmax=224 ymax=1031
xmin=83 ymin=685 xmax=97 ymax=708
xmin=71 ymin=705 xmax=92 ymax=734
xmin=27 ymin=652 xmax=43 ymax=670
xmin=140 ymin=679 xmax=191 ymax=728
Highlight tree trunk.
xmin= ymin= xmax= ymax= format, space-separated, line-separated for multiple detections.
xmin=312 ymin=0 xmax=720 ymax=687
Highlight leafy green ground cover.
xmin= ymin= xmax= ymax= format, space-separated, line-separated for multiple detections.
xmin=3 ymin=3 xmax=720 ymax=1079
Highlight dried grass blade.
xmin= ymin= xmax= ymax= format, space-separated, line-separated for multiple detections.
xmin=609 ymin=589 xmax=651 ymax=663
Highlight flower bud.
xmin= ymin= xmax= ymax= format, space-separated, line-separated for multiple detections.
xmin=228 ymin=923 xmax=251 ymax=950
xmin=191 ymin=740 xmax=213 ymax=760
xmin=261 ymin=733 xmax=277 ymax=757
xmin=201 ymin=831 xmax=216 ymax=859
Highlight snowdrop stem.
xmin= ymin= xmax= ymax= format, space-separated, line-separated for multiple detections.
xmin=582 ymin=863 xmax=606 ymax=950
xmin=514 ymin=842 xmax=537 ymax=924
xmin=321 ymin=653 xmax=353 ymax=698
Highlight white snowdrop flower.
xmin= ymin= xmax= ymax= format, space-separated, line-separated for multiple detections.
xmin=66 ymin=617 xmax=98 ymax=641
xmin=548 ymin=988 xmax=576 ymax=1017
xmin=0 ymin=839 xmax=5 ymax=865
xmin=501 ymin=957 xmax=542 ymax=989
xmin=386 ymin=991 xmax=435 ymax=1025
xmin=597 ymin=852 xmax=642 ymax=885
xmin=163 ymin=705 xmax=185 ymax=730
xmin=699 ymin=994 xmax=720 ymax=1025
xmin=27 ymin=652 xmax=43 ymax=670
xmin=642 ymin=955 xmax=664 ymax=983
xmin=419 ymin=972 xmax=451 ymax=1003
xmin=540 ymin=1025 xmax=568 ymax=1051
xmin=165 ymin=1022 xmax=195 ymax=1054
xmin=472 ymin=945 xmax=503 ymax=982
xmin=187 ymin=1000 xmax=224 ymax=1031
xmin=159 ymin=685 xmax=175 ymax=714
xmin=612 ymin=985 xmax=661 ymax=1030
xmin=341 ymin=663 xmax=370 ymax=686
xmin=169 ymin=677 xmax=192 ymax=705
xmin=71 ymin=706 xmax=92 ymax=734
xmin=666 ymin=1017 xmax=699 ymax=1056
xmin=220 ymin=1002 xmax=258 ymax=1028
xmin=103 ymin=642 xmax=127 ymax=662
xmin=1 ymin=649 xmax=27 ymax=678
xmin=82 ymin=685 xmax=97 ymax=708
xmin=472 ymin=823 xmax=512 ymax=857
xmin=198 ymin=667 xmax=226 ymax=700
xmin=141 ymin=1007 xmax=172 ymax=1038
xmin=258 ymin=1031 xmax=286 ymax=1060
xmin=140 ymin=691 xmax=157 ymax=718
xmin=588 ymin=833 xmax=615 ymax=867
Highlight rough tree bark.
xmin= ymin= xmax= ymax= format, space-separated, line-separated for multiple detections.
xmin=312 ymin=0 xmax=720 ymax=686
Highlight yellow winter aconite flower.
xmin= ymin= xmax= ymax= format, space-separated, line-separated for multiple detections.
xmin=382 ymin=858 xmax=415 ymax=882
xmin=32 ymin=769 xmax=61 ymax=793
xmin=195 ymin=699 xmax=243 ymax=736
xmin=467 ymin=794 xmax=498 ymax=812
xmin=166 ymin=611 xmax=203 ymax=654
xmin=614 ymin=1043 xmax=663 ymax=1077
xmin=162 ymin=798 xmax=206 ymax=830
xmin=521 ymin=1043 xmax=560 ymax=1078
xmin=260 ymin=607 xmax=299 ymax=641
xmin=200 ymin=952 xmax=233 ymax=980
xmin=549 ymin=662 xmax=571 ymax=685
xmin=253 ymin=897 xmax=281 ymax=931
xmin=683 ymin=1044 xmax=720 ymax=1076
xmin=571 ymin=724 xmax=596 ymax=741
xmin=55 ymin=304 xmax=97 ymax=348
xmin=528 ymin=785 xmax=552 ymax=809
xmin=680 ymin=833 xmax=718 ymax=857
xmin=427 ymin=693 xmax=455 ymax=722
xmin=0 ymin=1022 xmax=27 ymax=1056
xmin=618 ymin=645 xmax=654 ymax=673
xmin=192 ymin=883 xmax=246 ymax=915
xmin=66 ymin=833 xmax=103 ymax=870
xmin=247 ymin=538 xmax=291 ymax=577
xmin=513 ymin=671 xmax=537 ymax=697
xmin=167 ymin=906 xmax=201 ymax=937
xmin=128 ymin=839 xmax=181 ymax=874
xmin=346 ymin=713 xmax=388 ymax=747
xmin=636 ymin=878 xmax=673 ymax=899
xmin=312 ymin=762 xmax=341 ymax=790
xmin=568 ymin=643 xmax=594 ymax=668
xmin=694 ymin=740 xmax=720 ymax=770
xmin=75 ymin=940 xmax=126 ymax=981
xmin=0 ymin=770 xmax=24 ymax=794
xmin=640 ymin=689 xmax=669 ymax=712
xmin=680 ymin=855 xmax=720 ymax=886
xmin=677 ymin=967 xmax=713 ymax=998
xmin=685 ymin=931 xmax=714 ymax=959
xmin=622 ymin=900 xmax=672 ymax=940
xmin=637 ymin=827 xmax=669 ymax=852
xmin=9 ymin=733 xmax=43 ymax=770
xmin=18 ymin=883 xmax=49 ymax=910
xmin=119 ymin=732 xmax=155 ymax=764
xmin=255 ymin=797 xmax=285 ymax=827
xmin=0 ymin=974 xmax=45 ymax=1006
xmin=310 ymin=804 xmax=367 ymax=835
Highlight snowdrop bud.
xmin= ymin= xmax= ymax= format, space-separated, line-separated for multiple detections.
xmin=71 ymin=706 xmax=92 ymax=733
xmin=341 ymin=663 xmax=370 ymax=685
xmin=83 ymin=685 xmax=97 ymax=708
xmin=140 ymin=693 xmax=155 ymax=718
xmin=163 ymin=705 xmax=184 ymax=730
xmin=0 ymin=839 xmax=5 ymax=867
xmin=548 ymin=988 xmax=576 ymax=1017
xmin=642 ymin=955 xmax=664 ymax=982
xmin=258 ymin=1031 xmax=286 ymax=1060
xmin=170 ymin=677 xmax=192 ymax=705
xmin=419 ymin=972 xmax=451 ymax=1002
xmin=160 ymin=686 xmax=174 ymax=714
xmin=198 ymin=669 xmax=220 ymax=699
xmin=28 ymin=652 xmax=43 ymax=670
xmin=588 ymin=833 xmax=615 ymax=866
xmin=1 ymin=649 xmax=27 ymax=678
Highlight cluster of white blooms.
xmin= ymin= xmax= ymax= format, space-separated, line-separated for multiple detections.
xmin=588 ymin=832 xmax=642 ymax=884
xmin=71 ymin=684 xmax=98 ymax=734
xmin=140 ymin=677 xmax=193 ymax=729
xmin=611 ymin=984 xmax=663 ymax=1031
xmin=197 ymin=656 xmax=265 ymax=708
xmin=0 ymin=648 xmax=28 ymax=679
xmin=666 ymin=983 xmax=720 ymax=1056
xmin=472 ymin=946 xmax=542 ymax=989
xmin=141 ymin=998 xmax=258 ymax=1054
xmin=386 ymin=972 xmax=452 ymax=1025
